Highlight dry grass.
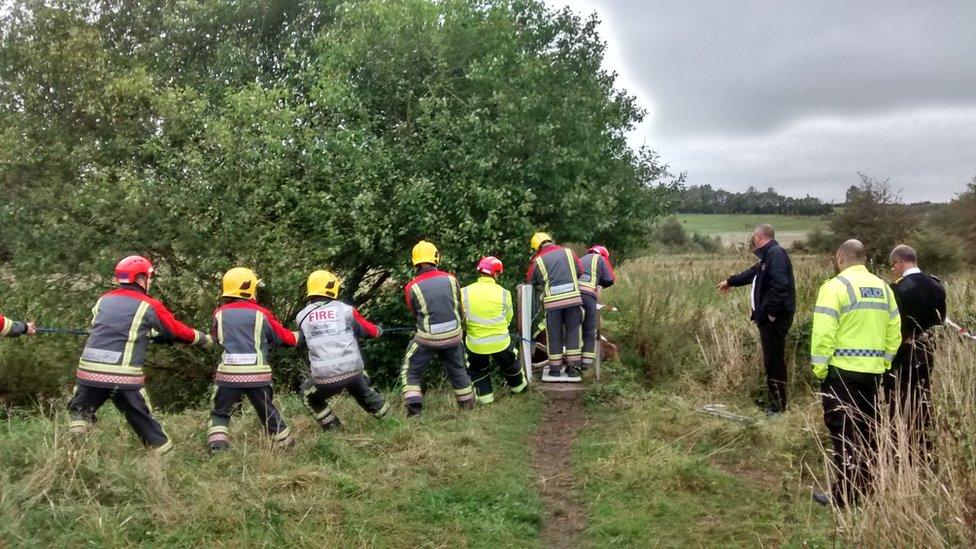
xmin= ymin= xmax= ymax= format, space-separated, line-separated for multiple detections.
xmin=599 ymin=254 xmax=976 ymax=546
xmin=0 ymin=390 xmax=544 ymax=546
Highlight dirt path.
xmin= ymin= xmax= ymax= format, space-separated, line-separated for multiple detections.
xmin=532 ymin=384 xmax=588 ymax=548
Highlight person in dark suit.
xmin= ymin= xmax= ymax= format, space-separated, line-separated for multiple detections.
xmin=886 ymin=244 xmax=947 ymax=460
xmin=717 ymin=224 xmax=797 ymax=415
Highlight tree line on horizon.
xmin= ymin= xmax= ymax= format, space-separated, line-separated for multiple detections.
xmin=677 ymin=185 xmax=834 ymax=216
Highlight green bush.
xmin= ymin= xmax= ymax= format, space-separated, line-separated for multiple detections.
xmin=648 ymin=217 xmax=722 ymax=254
xmin=0 ymin=0 xmax=678 ymax=409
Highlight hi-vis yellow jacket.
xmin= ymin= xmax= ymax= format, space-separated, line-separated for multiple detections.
xmin=811 ymin=265 xmax=901 ymax=379
xmin=461 ymin=277 xmax=514 ymax=354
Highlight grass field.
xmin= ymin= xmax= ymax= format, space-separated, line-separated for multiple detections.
xmin=0 ymin=392 xmax=544 ymax=546
xmin=676 ymin=214 xmax=828 ymax=247
xmin=2 ymin=253 xmax=974 ymax=546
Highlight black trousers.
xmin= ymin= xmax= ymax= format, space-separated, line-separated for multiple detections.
xmin=401 ymin=342 xmax=474 ymax=413
xmin=466 ymin=343 xmax=525 ymax=398
xmin=885 ymin=340 xmax=935 ymax=461
xmin=67 ymin=384 xmax=170 ymax=450
xmin=821 ymin=368 xmax=881 ymax=506
xmin=757 ymin=315 xmax=792 ymax=412
xmin=303 ymin=374 xmax=388 ymax=428
xmin=208 ymin=385 xmax=290 ymax=448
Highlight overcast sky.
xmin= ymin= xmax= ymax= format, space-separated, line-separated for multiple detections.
xmin=545 ymin=0 xmax=976 ymax=202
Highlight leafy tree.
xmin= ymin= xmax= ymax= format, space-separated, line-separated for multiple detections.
xmin=676 ymin=184 xmax=832 ymax=215
xmin=946 ymin=179 xmax=976 ymax=265
xmin=827 ymin=174 xmax=918 ymax=267
xmin=0 ymin=0 xmax=678 ymax=406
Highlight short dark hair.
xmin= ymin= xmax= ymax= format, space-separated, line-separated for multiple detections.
xmin=755 ymin=224 xmax=775 ymax=239
xmin=890 ymin=244 xmax=918 ymax=264
xmin=837 ymin=239 xmax=867 ymax=264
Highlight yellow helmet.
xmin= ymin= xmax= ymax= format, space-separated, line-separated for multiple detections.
xmin=531 ymin=232 xmax=553 ymax=252
xmin=411 ymin=240 xmax=440 ymax=266
xmin=307 ymin=270 xmax=341 ymax=299
xmin=221 ymin=267 xmax=263 ymax=300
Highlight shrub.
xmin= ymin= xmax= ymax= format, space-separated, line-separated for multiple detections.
xmin=827 ymin=175 xmax=919 ymax=266
xmin=0 ymin=0 xmax=679 ymax=409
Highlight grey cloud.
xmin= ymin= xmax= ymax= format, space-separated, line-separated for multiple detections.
xmin=549 ymin=0 xmax=976 ymax=201
xmin=585 ymin=0 xmax=976 ymax=136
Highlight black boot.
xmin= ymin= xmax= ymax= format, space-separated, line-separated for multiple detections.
xmin=406 ymin=402 xmax=423 ymax=418
xmin=320 ymin=416 xmax=342 ymax=431
xmin=209 ymin=441 xmax=230 ymax=453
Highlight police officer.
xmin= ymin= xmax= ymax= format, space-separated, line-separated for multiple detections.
xmin=811 ymin=240 xmax=901 ymax=507
xmin=526 ymin=232 xmax=585 ymax=383
xmin=886 ymin=244 xmax=946 ymax=460
xmin=461 ymin=256 xmax=526 ymax=404
xmin=401 ymin=241 xmax=475 ymax=417
xmin=579 ymin=245 xmax=616 ymax=369
xmin=0 ymin=312 xmax=35 ymax=337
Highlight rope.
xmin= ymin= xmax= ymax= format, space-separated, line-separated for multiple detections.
xmin=378 ymin=325 xmax=415 ymax=335
xmin=35 ymin=327 xmax=89 ymax=336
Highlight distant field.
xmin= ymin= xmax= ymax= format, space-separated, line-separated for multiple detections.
xmin=676 ymin=213 xmax=828 ymax=246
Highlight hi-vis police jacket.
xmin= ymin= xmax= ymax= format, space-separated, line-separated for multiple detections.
xmin=404 ymin=266 xmax=464 ymax=348
xmin=811 ymin=265 xmax=902 ymax=379
xmin=78 ymin=285 xmax=209 ymax=389
xmin=296 ymin=298 xmax=380 ymax=383
xmin=211 ymin=299 xmax=298 ymax=387
xmin=526 ymin=244 xmax=584 ymax=310
xmin=578 ymin=252 xmax=616 ymax=297
xmin=0 ymin=313 xmax=27 ymax=337
xmin=461 ymin=276 xmax=514 ymax=354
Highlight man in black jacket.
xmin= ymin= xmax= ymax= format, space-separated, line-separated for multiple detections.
xmin=717 ymin=224 xmax=796 ymax=415
xmin=886 ymin=244 xmax=946 ymax=460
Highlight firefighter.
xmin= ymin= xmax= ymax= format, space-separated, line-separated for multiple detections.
xmin=0 ymin=312 xmax=35 ymax=337
xmin=526 ymin=232 xmax=585 ymax=383
xmin=67 ymin=255 xmax=212 ymax=453
xmin=296 ymin=270 xmax=389 ymax=430
xmin=886 ymin=244 xmax=947 ymax=461
xmin=207 ymin=267 xmax=298 ymax=451
xmin=401 ymin=240 xmax=475 ymax=417
xmin=461 ymin=256 xmax=526 ymax=404
xmin=579 ymin=245 xmax=616 ymax=369
xmin=811 ymin=240 xmax=901 ymax=508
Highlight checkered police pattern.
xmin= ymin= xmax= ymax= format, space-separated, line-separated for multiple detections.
xmin=833 ymin=348 xmax=886 ymax=358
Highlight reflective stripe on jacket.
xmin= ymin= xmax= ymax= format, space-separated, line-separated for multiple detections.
xmin=0 ymin=313 xmax=26 ymax=337
xmin=461 ymin=276 xmax=514 ymax=354
xmin=212 ymin=300 xmax=298 ymax=387
xmin=578 ymin=253 xmax=616 ymax=296
xmin=404 ymin=268 xmax=463 ymax=348
xmin=526 ymin=245 xmax=583 ymax=310
xmin=811 ymin=265 xmax=902 ymax=379
xmin=296 ymin=299 xmax=379 ymax=383
xmin=77 ymin=286 xmax=207 ymax=388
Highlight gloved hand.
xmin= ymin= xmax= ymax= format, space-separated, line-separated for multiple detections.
xmin=813 ymin=363 xmax=828 ymax=380
xmin=199 ymin=333 xmax=215 ymax=350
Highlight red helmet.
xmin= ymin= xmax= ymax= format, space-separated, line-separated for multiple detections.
xmin=114 ymin=255 xmax=154 ymax=284
xmin=476 ymin=256 xmax=504 ymax=276
xmin=589 ymin=245 xmax=610 ymax=260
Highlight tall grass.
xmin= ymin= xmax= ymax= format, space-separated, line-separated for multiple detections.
xmin=824 ymin=281 xmax=976 ymax=545
xmin=0 ymin=391 xmax=544 ymax=545
xmin=605 ymin=254 xmax=976 ymax=545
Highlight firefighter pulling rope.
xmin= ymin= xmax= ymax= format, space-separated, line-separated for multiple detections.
xmin=1 ymin=234 xmax=620 ymax=449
